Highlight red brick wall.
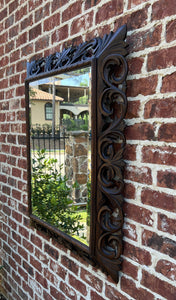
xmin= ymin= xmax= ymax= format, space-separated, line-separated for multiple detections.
xmin=0 ymin=0 xmax=176 ymax=299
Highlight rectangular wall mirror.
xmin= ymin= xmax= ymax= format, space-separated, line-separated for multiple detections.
xmin=26 ymin=25 xmax=128 ymax=282
xmin=29 ymin=67 xmax=91 ymax=246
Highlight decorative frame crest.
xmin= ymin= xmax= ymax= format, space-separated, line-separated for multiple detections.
xmin=26 ymin=25 xmax=128 ymax=282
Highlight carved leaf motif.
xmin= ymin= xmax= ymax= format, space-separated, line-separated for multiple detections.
xmin=27 ymin=25 xmax=128 ymax=78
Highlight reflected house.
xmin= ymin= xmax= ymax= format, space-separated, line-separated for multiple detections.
xmin=40 ymin=82 xmax=90 ymax=128
xmin=30 ymin=83 xmax=89 ymax=129
xmin=29 ymin=87 xmax=63 ymax=128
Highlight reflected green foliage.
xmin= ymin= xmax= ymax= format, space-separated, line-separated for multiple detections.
xmin=86 ymin=172 xmax=91 ymax=226
xmin=31 ymin=149 xmax=84 ymax=235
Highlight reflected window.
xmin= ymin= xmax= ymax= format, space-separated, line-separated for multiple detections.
xmin=45 ymin=102 xmax=52 ymax=120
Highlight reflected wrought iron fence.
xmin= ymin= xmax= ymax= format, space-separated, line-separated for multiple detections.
xmin=30 ymin=125 xmax=69 ymax=167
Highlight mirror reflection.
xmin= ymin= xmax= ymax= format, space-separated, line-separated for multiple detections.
xmin=29 ymin=67 xmax=91 ymax=246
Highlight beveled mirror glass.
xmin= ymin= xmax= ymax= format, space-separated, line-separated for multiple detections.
xmin=26 ymin=25 xmax=128 ymax=282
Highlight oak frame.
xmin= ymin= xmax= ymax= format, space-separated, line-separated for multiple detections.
xmin=25 ymin=25 xmax=128 ymax=282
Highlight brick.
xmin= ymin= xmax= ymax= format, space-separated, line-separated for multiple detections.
xmin=43 ymin=268 xmax=60 ymax=288
xmin=144 ymin=97 xmax=176 ymax=119
xmin=35 ymin=248 xmax=49 ymax=266
xmin=158 ymin=214 xmax=176 ymax=235
xmin=152 ymin=0 xmax=176 ymax=20
xmin=18 ymin=135 xmax=26 ymax=145
xmin=44 ymin=13 xmax=60 ymax=32
xmin=141 ymin=270 xmax=176 ymax=300
xmin=158 ymin=123 xmax=176 ymax=142
xmin=0 ymin=32 xmax=8 ymax=45
xmin=69 ymin=274 xmax=87 ymax=296
xmin=60 ymin=281 xmax=77 ymax=300
xmin=0 ymin=174 xmax=7 ymax=183
xmin=12 ymin=189 xmax=21 ymax=200
xmin=35 ymin=271 xmax=48 ymax=289
xmin=90 ymin=291 xmax=105 ymax=300
xmin=125 ymin=100 xmax=140 ymax=119
xmin=51 ymin=0 xmax=68 ymax=12
xmin=128 ymin=57 xmax=144 ymax=75
xmin=5 ymin=14 xmax=14 ymax=29
xmin=116 ymin=5 xmax=149 ymax=33
xmin=15 ymin=5 xmax=27 ymax=22
xmin=123 ymin=182 xmax=135 ymax=199
xmin=11 ymin=146 xmax=21 ymax=156
xmin=123 ymin=221 xmax=137 ymax=241
xmin=16 ymin=32 xmax=27 ymax=48
xmin=62 ymin=2 xmax=82 ymax=22
xmin=29 ymin=24 xmax=41 ymax=41
xmin=127 ymin=25 xmax=162 ymax=53
xmin=10 ymin=49 xmax=20 ymax=63
xmin=5 ymin=40 xmax=15 ymax=53
xmin=35 ymin=3 xmax=50 ymax=23
xmin=142 ymin=229 xmax=176 ymax=259
xmin=21 ymin=14 xmax=33 ymax=30
xmin=16 ymin=60 xmax=26 ymax=72
xmin=105 ymin=283 xmax=128 ymax=300
xmin=0 ymin=55 xmax=9 ymax=67
xmin=156 ymin=259 xmax=176 ymax=282
xmin=0 ymin=79 xmax=8 ymax=89
xmin=18 ymin=287 xmax=28 ymax=300
xmin=22 ymin=280 xmax=34 ymax=298
xmin=141 ymin=188 xmax=176 ymax=212
xmin=43 ymin=291 xmax=53 ymax=300
xmin=127 ymin=75 xmax=157 ymax=97
xmin=2 ymin=185 xmax=11 ymax=196
xmin=31 ymin=234 xmax=42 ymax=249
xmin=128 ymin=0 xmax=148 ymax=9
xmin=123 ymin=242 xmax=152 ymax=265
xmin=148 ymin=46 xmax=176 ymax=71
xmin=23 ymin=239 xmax=33 ymax=253
xmin=61 ymin=255 xmax=78 ymax=275
xmin=23 ymin=261 xmax=34 ymax=276
xmin=122 ymin=259 xmax=138 ymax=280
xmin=21 ymin=43 xmax=34 ymax=56
xmin=51 ymin=25 xmax=68 ymax=44
xmin=9 ymin=254 xmax=17 ymax=271
xmin=96 ymin=0 xmax=123 ymax=24
xmin=121 ymin=276 xmax=154 ymax=300
xmin=0 ymin=44 xmax=4 ymax=56
xmin=124 ymin=202 xmax=154 ymax=226
xmin=44 ymin=243 xmax=59 ymax=260
xmin=166 ymin=19 xmax=176 ymax=43
xmin=157 ymin=169 xmax=176 ymax=190
xmin=9 ymin=24 xmax=19 ymax=39
xmin=28 ymin=0 xmax=42 ymax=11
xmin=5 ymin=86 xmax=14 ymax=97
xmin=9 ymin=0 xmax=18 ymax=14
xmin=50 ymin=286 xmax=66 ymax=300
xmin=142 ymin=145 xmax=176 ymax=166
xmin=35 ymin=36 xmax=49 ymax=52
xmin=0 ymin=7 xmax=7 ymax=20
xmin=80 ymin=268 xmax=103 ymax=293
xmin=125 ymin=123 xmax=155 ymax=141
xmin=71 ymin=12 xmax=93 ymax=35
xmin=124 ymin=165 xmax=152 ymax=185
xmin=12 ymin=270 xmax=21 ymax=286
xmin=10 ymin=75 xmax=20 ymax=86
xmin=11 ymin=225 xmax=21 ymax=240
xmin=161 ymin=72 xmax=176 ymax=93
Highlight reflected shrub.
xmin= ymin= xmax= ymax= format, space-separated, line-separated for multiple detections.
xmin=31 ymin=149 xmax=84 ymax=235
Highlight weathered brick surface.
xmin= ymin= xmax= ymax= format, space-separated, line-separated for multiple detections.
xmin=0 ymin=0 xmax=176 ymax=299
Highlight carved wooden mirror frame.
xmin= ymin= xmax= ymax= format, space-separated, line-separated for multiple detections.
xmin=25 ymin=25 xmax=128 ymax=282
